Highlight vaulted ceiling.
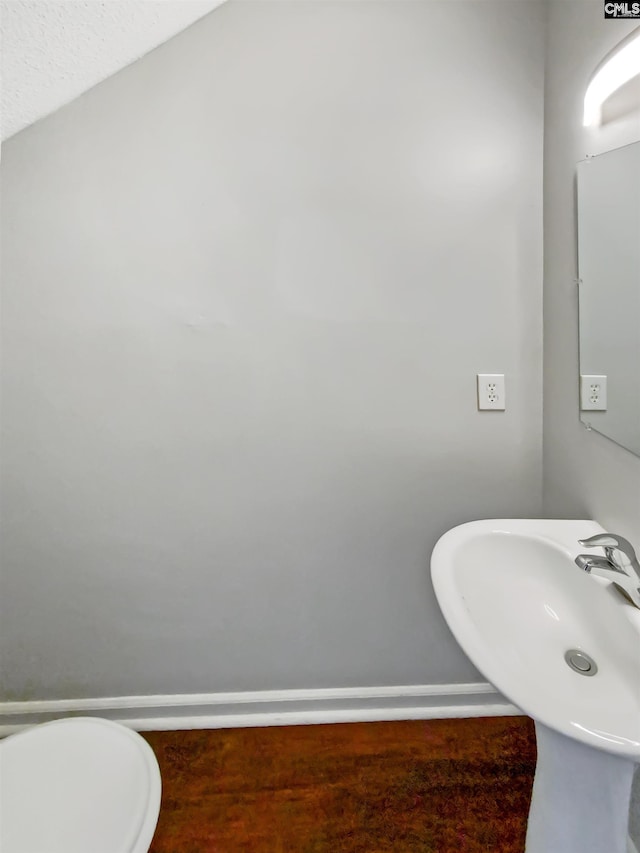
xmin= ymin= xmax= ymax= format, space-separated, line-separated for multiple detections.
xmin=1 ymin=0 xmax=227 ymax=140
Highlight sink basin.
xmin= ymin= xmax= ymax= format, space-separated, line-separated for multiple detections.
xmin=431 ymin=519 xmax=640 ymax=853
xmin=431 ymin=518 xmax=640 ymax=760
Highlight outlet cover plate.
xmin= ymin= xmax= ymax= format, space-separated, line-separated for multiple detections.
xmin=477 ymin=374 xmax=506 ymax=411
xmin=580 ymin=374 xmax=607 ymax=411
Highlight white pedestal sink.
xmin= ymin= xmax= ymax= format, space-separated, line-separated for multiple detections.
xmin=431 ymin=519 xmax=640 ymax=853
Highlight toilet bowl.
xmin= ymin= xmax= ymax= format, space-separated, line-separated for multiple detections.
xmin=0 ymin=717 xmax=162 ymax=853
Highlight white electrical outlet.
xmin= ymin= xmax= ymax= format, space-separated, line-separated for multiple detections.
xmin=580 ymin=374 xmax=607 ymax=411
xmin=477 ymin=374 xmax=506 ymax=410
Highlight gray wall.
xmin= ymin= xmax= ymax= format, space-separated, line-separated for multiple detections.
xmin=542 ymin=1 xmax=640 ymax=843
xmin=0 ymin=0 xmax=544 ymax=701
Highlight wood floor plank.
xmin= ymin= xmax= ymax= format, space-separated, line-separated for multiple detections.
xmin=144 ymin=716 xmax=536 ymax=853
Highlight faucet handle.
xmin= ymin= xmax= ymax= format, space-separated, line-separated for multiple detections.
xmin=578 ymin=533 xmax=638 ymax=572
xmin=578 ymin=533 xmax=632 ymax=549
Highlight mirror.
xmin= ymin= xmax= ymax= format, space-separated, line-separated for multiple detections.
xmin=576 ymin=140 xmax=640 ymax=456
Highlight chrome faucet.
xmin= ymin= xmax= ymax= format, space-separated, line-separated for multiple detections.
xmin=575 ymin=533 xmax=640 ymax=609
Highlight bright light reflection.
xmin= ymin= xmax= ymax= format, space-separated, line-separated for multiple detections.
xmin=544 ymin=604 xmax=560 ymax=621
xmin=571 ymin=721 xmax=640 ymax=749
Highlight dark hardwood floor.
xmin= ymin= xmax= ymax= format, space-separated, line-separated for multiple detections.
xmin=144 ymin=716 xmax=536 ymax=853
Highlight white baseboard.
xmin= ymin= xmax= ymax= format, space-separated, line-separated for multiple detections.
xmin=0 ymin=682 xmax=520 ymax=735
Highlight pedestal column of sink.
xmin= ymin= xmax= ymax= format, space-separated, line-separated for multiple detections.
xmin=525 ymin=722 xmax=636 ymax=853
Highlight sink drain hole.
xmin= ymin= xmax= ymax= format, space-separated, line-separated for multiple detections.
xmin=564 ymin=649 xmax=598 ymax=676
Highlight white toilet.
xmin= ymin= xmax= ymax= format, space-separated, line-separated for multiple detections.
xmin=0 ymin=717 xmax=162 ymax=853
